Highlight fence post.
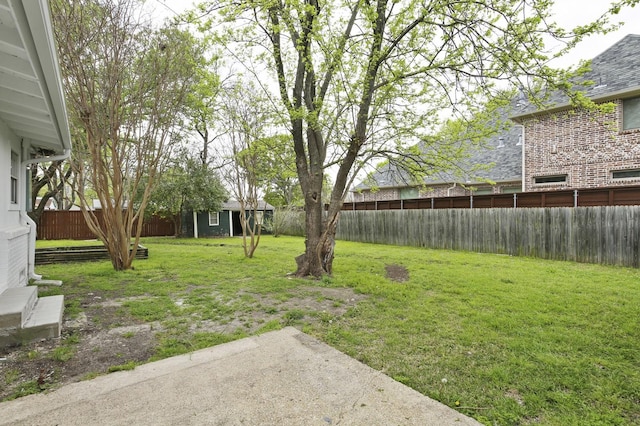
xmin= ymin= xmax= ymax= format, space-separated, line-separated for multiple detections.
xmin=513 ymin=193 xmax=517 ymax=208
xmin=574 ymin=189 xmax=578 ymax=207
xmin=470 ymin=194 xmax=474 ymax=209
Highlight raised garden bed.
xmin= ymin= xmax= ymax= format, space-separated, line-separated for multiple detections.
xmin=35 ymin=245 xmax=148 ymax=265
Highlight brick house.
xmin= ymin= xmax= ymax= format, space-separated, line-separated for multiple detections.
xmin=513 ymin=34 xmax=640 ymax=192
xmin=0 ymin=0 xmax=72 ymax=346
xmin=353 ymin=34 xmax=640 ymax=201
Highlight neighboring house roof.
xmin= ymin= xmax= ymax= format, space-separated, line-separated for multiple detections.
xmin=0 ymin=0 xmax=71 ymax=154
xmin=512 ymin=33 xmax=640 ymax=120
xmin=222 ymin=200 xmax=275 ymax=211
xmin=355 ymin=108 xmax=524 ymax=191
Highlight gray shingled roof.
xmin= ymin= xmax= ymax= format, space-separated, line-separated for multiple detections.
xmin=512 ymin=34 xmax=640 ymax=119
xmin=356 ymin=34 xmax=640 ymax=192
xmin=222 ymin=200 xmax=275 ymax=211
xmin=355 ymin=114 xmax=523 ymax=190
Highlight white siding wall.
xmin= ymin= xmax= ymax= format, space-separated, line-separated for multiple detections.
xmin=0 ymin=228 xmax=29 ymax=293
xmin=0 ymin=117 xmax=29 ymax=294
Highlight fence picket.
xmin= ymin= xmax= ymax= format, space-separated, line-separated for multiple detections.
xmin=336 ymin=206 xmax=640 ymax=268
xmin=37 ymin=210 xmax=175 ymax=240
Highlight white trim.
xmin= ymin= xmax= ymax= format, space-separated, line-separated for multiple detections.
xmin=208 ymin=212 xmax=219 ymax=226
xmin=19 ymin=0 xmax=72 ymax=152
xmin=20 ymin=211 xmax=40 ymax=280
xmin=192 ymin=211 xmax=198 ymax=239
xmin=0 ymin=226 xmax=30 ymax=240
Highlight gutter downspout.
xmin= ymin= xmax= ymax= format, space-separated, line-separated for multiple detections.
xmin=21 ymin=148 xmax=72 ymax=280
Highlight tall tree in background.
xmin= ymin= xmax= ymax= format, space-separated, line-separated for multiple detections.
xmin=205 ymin=0 xmax=636 ymax=277
xmin=217 ymin=81 xmax=270 ymax=258
xmin=28 ymin=160 xmax=76 ymax=226
xmin=250 ymin=134 xmax=301 ymax=207
xmin=184 ymin=62 xmax=224 ymax=166
xmin=146 ymin=153 xmax=227 ymax=236
xmin=52 ymin=0 xmax=204 ymax=270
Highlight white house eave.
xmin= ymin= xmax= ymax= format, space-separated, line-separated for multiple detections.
xmin=1 ymin=0 xmax=71 ymax=154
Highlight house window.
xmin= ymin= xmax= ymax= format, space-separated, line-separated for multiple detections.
xmin=501 ymin=186 xmax=522 ymax=194
xmin=472 ymin=188 xmax=494 ymax=195
xmin=400 ymin=187 xmax=419 ymax=200
xmin=612 ymin=169 xmax=640 ymax=180
xmin=623 ymin=97 xmax=640 ymax=130
xmin=10 ymin=151 xmax=18 ymax=204
xmin=208 ymin=212 xmax=219 ymax=226
xmin=534 ymin=175 xmax=567 ymax=184
xmin=255 ymin=211 xmax=264 ymax=225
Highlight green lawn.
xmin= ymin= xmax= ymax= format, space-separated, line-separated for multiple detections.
xmin=35 ymin=236 xmax=640 ymax=425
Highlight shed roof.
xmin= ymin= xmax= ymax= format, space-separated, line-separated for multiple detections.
xmin=222 ymin=200 xmax=275 ymax=211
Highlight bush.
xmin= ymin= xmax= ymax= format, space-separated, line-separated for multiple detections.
xmin=270 ymin=208 xmax=305 ymax=237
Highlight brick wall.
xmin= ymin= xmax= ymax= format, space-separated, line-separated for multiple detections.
xmin=355 ymin=181 xmax=522 ymax=201
xmin=522 ymin=100 xmax=640 ymax=192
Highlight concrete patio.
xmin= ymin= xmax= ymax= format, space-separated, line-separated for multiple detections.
xmin=0 ymin=327 xmax=481 ymax=425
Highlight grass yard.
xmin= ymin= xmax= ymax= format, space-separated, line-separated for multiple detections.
xmin=8 ymin=236 xmax=640 ymax=425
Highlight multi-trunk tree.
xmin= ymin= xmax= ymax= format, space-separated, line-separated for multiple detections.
xmin=52 ymin=0 xmax=205 ymax=270
xmin=216 ymin=81 xmax=271 ymax=258
xmin=201 ymin=0 xmax=636 ymax=277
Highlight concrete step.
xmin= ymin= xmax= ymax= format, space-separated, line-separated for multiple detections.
xmin=33 ymin=279 xmax=63 ymax=287
xmin=0 ymin=295 xmax=64 ymax=347
xmin=0 ymin=286 xmax=38 ymax=329
xmin=22 ymin=295 xmax=64 ymax=341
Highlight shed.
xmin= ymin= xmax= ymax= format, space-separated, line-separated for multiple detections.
xmin=182 ymin=200 xmax=275 ymax=238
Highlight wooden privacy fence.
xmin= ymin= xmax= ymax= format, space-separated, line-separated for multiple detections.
xmin=37 ymin=210 xmax=175 ymax=240
xmin=342 ymin=185 xmax=640 ymax=211
xmin=336 ymin=206 xmax=640 ymax=268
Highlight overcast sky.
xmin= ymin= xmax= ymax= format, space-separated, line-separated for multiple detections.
xmin=549 ymin=0 xmax=640 ymax=67
xmin=151 ymin=0 xmax=639 ymax=69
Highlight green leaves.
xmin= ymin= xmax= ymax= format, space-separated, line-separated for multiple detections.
xmin=149 ymin=153 xmax=227 ymax=220
xmin=189 ymin=0 xmax=635 ymax=273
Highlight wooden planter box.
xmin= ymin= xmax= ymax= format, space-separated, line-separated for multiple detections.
xmin=35 ymin=245 xmax=148 ymax=265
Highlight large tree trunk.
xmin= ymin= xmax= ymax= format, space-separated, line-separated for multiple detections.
xmin=295 ymin=170 xmax=339 ymax=277
xmin=295 ymin=203 xmax=339 ymax=277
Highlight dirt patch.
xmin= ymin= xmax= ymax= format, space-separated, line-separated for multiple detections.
xmin=385 ymin=264 xmax=409 ymax=282
xmin=0 ymin=285 xmax=366 ymax=401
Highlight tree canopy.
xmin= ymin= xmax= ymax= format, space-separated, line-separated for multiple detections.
xmin=190 ymin=0 xmax=638 ymax=276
